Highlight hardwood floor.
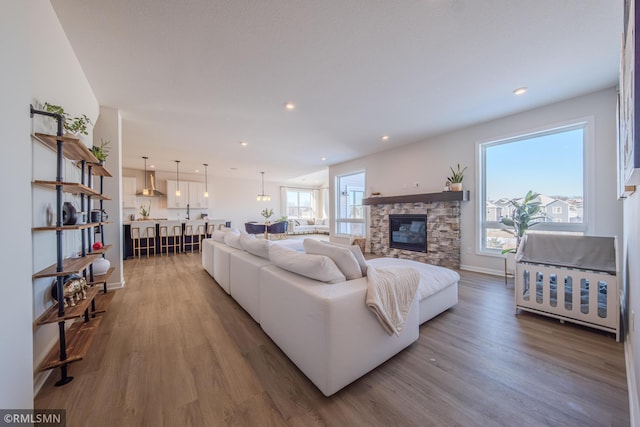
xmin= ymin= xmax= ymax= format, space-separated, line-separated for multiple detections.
xmin=35 ymin=254 xmax=630 ymax=426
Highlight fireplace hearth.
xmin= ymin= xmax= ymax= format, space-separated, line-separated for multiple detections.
xmin=389 ymin=214 xmax=427 ymax=253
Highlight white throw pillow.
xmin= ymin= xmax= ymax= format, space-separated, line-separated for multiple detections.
xmin=240 ymin=234 xmax=271 ymax=259
xmin=303 ymin=238 xmax=362 ymax=280
xmin=224 ymin=232 xmax=243 ymax=250
xmin=269 ymin=244 xmax=346 ymax=284
xmin=322 ymin=240 xmax=368 ymax=276
xmin=212 ymin=230 xmax=226 ymax=242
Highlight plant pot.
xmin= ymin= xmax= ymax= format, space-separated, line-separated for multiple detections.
xmin=450 ymin=183 xmax=462 ymax=192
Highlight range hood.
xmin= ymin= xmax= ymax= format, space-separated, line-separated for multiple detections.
xmin=136 ymin=171 xmax=166 ymax=197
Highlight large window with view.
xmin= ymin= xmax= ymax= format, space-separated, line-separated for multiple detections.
xmin=335 ymin=171 xmax=365 ymax=236
xmin=285 ymin=189 xmax=314 ymax=219
xmin=479 ymin=123 xmax=587 ymax=254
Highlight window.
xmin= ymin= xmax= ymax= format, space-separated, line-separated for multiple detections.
xmin=285 ymin=189 xmax=315 ymax=219
xmin=479 ymin=123 xmax=587 ymax=253
xmin=335 ymin=171 xmax=365 ymax=236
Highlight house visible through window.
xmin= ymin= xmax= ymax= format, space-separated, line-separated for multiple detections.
xmin=479 ymin=122 xmax=587 ymax=253
xmin=335 ymin=171 xmax=365 ymax=236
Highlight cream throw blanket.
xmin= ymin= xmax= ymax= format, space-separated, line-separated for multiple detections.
xmin=366 ymin=266 xmax=419 ymax=336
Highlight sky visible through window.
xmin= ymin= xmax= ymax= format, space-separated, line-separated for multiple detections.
xmin=485 ymin=128 xmax=583 ymax=201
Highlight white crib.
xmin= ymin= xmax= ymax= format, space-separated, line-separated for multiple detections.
xmin=515 ymin=234 xmax=620 ymax=341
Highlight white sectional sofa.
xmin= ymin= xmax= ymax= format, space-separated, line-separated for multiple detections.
xmin=201 ymin=229 xmax=459 ymax=396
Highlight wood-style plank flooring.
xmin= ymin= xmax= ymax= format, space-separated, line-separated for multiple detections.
xmin=35 ymin=253 xmax=630 ymax=426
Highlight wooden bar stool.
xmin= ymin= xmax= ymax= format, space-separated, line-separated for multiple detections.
xmin=184 ymin=220 xmax=206 ymax=253
xmin=159 ymin=220 xmax=182 ymax=256
xmin=131 ymin=221 xmax=156 ymax=258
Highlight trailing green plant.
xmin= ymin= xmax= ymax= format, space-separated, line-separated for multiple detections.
xmin=261 ymin=208 xmax=274 ymax=219
xmin=91 ymin=139 xmax=111 ymax=162
xmin=276 ymin=215 xmax=288 ymax=223
xmin=43 ymin=102 xmax=93 ymax=135
xmin=499 ymin=190 xmax=545 ymax=253
xmin=447 ymin=164 xmax=467 ymax=184
xmin=139 ymin=203 xmax=151 ymax=218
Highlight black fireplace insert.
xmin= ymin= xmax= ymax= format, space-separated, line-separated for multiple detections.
xmin=389 ymin=214 xmax=427 ymax=252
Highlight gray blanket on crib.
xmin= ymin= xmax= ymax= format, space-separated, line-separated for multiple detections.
xmin=516 ymin=234 xmax=616 ymax=275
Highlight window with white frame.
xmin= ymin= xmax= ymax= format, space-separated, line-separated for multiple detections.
xmin=335 ymin=171 xmax=365 ymax=236
xmin=285 ymin=188 xmax=315 ymax=219
xmin=478 ymin=122 xmax=587 ymax=254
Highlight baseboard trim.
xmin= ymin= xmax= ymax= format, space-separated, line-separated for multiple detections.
xmin=626 ymin=337 xmax=640 ymax=426
xmin=106 ymin=279 xmax=125 ymax=291
xmin=459 ymin=264 xmax=504 ymax=277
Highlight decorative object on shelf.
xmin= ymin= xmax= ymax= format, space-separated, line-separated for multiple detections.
xmin=499 ymin=190 xmax=544 ymax=254
xmin=92 ymin=257 xmax=111 ymax=276
xmin=91 ymin=139 xmax=110 ymax=164
xmin=446 ymin=164 xmax=467 ymax=192
xmin=203 ymin=163 xmax=209 ymax=198
xmin=46 ymin=203 xmax=54 ymax=226
xmin=51 ymin=275 xmax=87 ymax=308
xmin=43 ymin=102 xmax=93 ymax=135
xmin=175 ymin=160 xmax=181 ymax=196
xmin=371 ymin=192 xmax=381 ymax=197
xmin=257 ymin=171 xmax=271 ymax=201
xmin=92 ymin=241 xmax=103 ymax=250
xmin=139 ymin=203 xmax=151 ymax=219
xmin=62 ymin=202 xmax=77 ymax=225
xmin=90 ymin=209 xmax=108 ymax=223
xmin=444 ymin=181 xmax=451 ymax=192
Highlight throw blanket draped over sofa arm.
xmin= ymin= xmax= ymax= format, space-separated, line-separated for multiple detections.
xmin=366 ymin=266 xmax=419 ymax=336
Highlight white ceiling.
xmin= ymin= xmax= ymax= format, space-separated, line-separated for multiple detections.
xmin=50 ymin=0 xmax=622 ymax=186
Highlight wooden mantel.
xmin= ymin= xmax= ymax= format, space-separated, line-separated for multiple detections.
xmin=362 ymin=190 xmax=469 ymax=205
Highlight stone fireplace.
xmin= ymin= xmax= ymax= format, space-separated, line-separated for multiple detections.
xmin=364 ymin=191 xmax=466 ymax=269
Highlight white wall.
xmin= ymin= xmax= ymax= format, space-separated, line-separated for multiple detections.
xmin=93 ymin=107 xmax=124 ymax=289
xmin=0 ymin=0 xmax=34 ymax=409
xmin=25 ymin=1 xmax=99 ymax=396
xmin=330 ymin=88 xmax=622 ymax=274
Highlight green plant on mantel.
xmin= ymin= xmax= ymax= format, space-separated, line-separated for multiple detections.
xmin=43 ymin=102 xmax=93 ymax=135
xmin=91 ymin=139 xmax=111 ymax=163
xmin=499 ymin=190 xmax=545 ymax=254
xmin=447 ymin=164 xmax=467 ymax=184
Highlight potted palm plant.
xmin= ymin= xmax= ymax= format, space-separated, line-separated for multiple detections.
xmin=447 ymin=164 xmax=467 ymax=191
xmin=91 ymin=139 xmax=111 ymax=164
xmin=500 ymin=190 xmax=545 ymax=254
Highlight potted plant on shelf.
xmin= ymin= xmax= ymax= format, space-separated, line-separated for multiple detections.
xmin=447 ymin=164 xmax=467 ymax=191
xmin=499 ymin=190 xmax=545 ymax=254
xmin=91 ymin=139 xmax=111 ymax=164
xmin=139 ymin=203 xmax=151 ymax=220
xmin=43 ymin=102 xmax=93 ymax=136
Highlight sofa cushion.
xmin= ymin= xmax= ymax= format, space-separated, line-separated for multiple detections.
xmin=322 ymin=240 xmax=368 ymax=276
xmin=212 ymin=229 xmax=226 ymax=242
xmin=224 ymin=232 xmax=243 ymax=250
xmin=304 ymin=239 xmax=362 ymax=280
xmin=240 ymin=234 xmax=271 ymax=259
xmin=269 ymin=244 xmax=345 ymax=284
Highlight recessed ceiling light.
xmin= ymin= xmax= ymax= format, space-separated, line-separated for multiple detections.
xmin=321 ymin=156 xmax=326 ymax=161
xmin=284 ymin=102 xmax=296 ymax=110
xmin=150 ymin=164 xmax=155 ymax=169
xmin=513 ymin=87 xmax=528 ymax=96
xmin=195 ymin=169 xmax=199 ymax=173
xmin=239 ymin=141 xmax=248 ymax=147
xmin=380 ymin=135 xmax=390 ymax=141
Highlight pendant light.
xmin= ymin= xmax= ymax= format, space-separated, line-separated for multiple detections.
xmin=203 ymin=163 xmax=209 ymax=198
xmin=142 ymin=156 xmax=149 ymax=195
xmin=175 ymin=160 xmax=181 ymax=196
xmin=257 ymin=171 xmax=271 ymax=201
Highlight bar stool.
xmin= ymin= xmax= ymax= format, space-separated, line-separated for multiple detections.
xmin=206 ymin=223 xmax=215 ymax=238
xmin=131 ymin=221 xmax=156 ymax=258
xmin=159 ymin=220 xmax=182 ymax=256
xmin=184 ymin=220 xmax=206 ymax=253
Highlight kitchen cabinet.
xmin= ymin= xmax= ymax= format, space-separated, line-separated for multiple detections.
xmin=122 ymin=176 xmax=136 ymax=208
xmin=30 ymin=108 xmax=115 ymax=386
xmin=166 ymin=179 xmax=208 ymax=208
